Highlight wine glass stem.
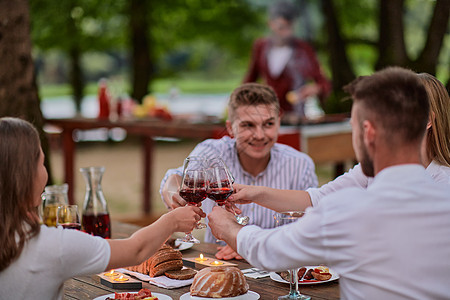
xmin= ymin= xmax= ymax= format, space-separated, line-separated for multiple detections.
xmin=229 ymin=204 xmax=239 ymax=216
xmin=289 ymin=268 xmax=300 ymax=297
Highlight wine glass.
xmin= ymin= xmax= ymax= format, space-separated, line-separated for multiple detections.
xmin=207 ymin=157 xmax=249 ymax=226
xmin=56 ymin=205 xmax=81 ymax=230
xmin=274 ymin=211 xmax=310 ymax=300
xmin=178 ymin=156 xmax=207 ymax=243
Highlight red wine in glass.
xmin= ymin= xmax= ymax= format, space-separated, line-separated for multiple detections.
xmin=82 ymin=212 xmax=111 ymax=239
xmin=207 ymin=187 xmax=233 ymax=206
xmin=61 ymin=223 xmax=82 ymax=230
xmin=179 ymin=188 xmax=207 ymax=206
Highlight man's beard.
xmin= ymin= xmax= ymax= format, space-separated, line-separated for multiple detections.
xmin=359 ymin=141 xmax=375 ymax=177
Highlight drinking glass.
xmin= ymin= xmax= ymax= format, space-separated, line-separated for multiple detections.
xmin=178 ymin=156 xmax=207 ymax=243
xmin=56 ymin=204 xmax=81 ymax=230
xmin=41 ymin=183 xmax=69 ymax=227
xmin=207 ymin=157 xmax=249 ymax=225
xmin=274 ymin=211 xmax=310 ymax=300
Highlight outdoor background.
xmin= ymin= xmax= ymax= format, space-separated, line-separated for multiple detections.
xmin=1 ymin=0 xmax=449 ymax=230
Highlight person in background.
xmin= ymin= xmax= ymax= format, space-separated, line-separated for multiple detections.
xmin=243 ymin=0 xmax=331 ymax=123
xmin=208 ymin=67 xmax=450 ymax=299
xmin=229 ymin=72 xmax=450 ymax=212
xmin=0 ymin=117 xmax=205 ymax=299
xmin=160 ymin=83 xmax=317 ymax=260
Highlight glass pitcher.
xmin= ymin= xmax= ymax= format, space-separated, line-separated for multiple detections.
xmin=80 ymin=166 xmax=111 ymax=238
xmin=42 ymin=183 xmax=69 ymax=227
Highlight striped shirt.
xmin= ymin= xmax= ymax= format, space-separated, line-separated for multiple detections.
xmin=160 ymin=136 xmax=318 ymax=243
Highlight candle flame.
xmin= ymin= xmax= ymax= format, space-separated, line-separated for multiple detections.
xmin=200 ymin=254 xmax=204 ymax=259
xmin=118 ymin=275 xmax=124 ymax=280
xmin=109 ymin=270 xmax=115 ymax=275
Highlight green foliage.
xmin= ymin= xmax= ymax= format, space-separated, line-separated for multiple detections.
xmin=30 ymin=0 xmax=127 ymax=52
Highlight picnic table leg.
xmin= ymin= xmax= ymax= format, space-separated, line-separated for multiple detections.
xmin=142 ymin=136 xmax=154 ymax=214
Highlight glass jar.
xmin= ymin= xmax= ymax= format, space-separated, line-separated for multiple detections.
xmin=80 ymin=166 xmax=111 ymax=238
xmin=42 ymin=183 xmax=69 ymax=227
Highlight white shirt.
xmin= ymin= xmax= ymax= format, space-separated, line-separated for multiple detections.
xmin=238 ymin=164 xmax=450 ymax=299
xmin=160 ymin=136 xmax=318 ymax=243
xmin=307 ymin=160 xmax=450 ymax=207
xmin=268 ymin=46 xmax=292 ymax=77
xmin=0 ymin=225 xmax=110 ymax=299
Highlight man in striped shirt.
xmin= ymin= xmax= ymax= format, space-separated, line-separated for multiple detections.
xmin=160 ymin=83 xmax=318 ymax=260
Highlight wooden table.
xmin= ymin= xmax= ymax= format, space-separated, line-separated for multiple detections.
xmin=63 ymin=221 xmax=340 ymax=299
xmin=46 ymin=116 xmax=355 ymax=215
xmin=45 ymin=118 xmax=225 ymax=213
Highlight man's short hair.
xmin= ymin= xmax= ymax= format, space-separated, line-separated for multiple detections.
xmin=268 ymin=0 xmax=299 ymax=22
xmin=344 ymin=66 xmax=429 ymax=144
xmin=228 ymin=83 xmax=280 ymax=121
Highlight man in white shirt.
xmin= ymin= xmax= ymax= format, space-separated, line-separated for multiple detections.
xmin=208 ymin=67 xmax=450 ymax=299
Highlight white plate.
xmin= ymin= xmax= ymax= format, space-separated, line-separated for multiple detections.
xmin=94 ymin=291 xmax=172 ymax=300
xmin=270 ymin=266 xmax=339 ymax=285
xmin=180 ymin=291 xmax=260 ymax=300
xmin=175 ymin=240 xmax=194 ymax=251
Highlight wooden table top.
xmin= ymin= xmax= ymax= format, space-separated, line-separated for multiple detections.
xmin=63 ymin=221 xmax=340 ymax=299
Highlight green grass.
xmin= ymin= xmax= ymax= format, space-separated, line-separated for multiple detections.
xmin=39 ymin=75 xmax=242 ymax=100
xmin=39 ymin=83 xmax=99 ymax=99
xmin=151 ymin=77 xmax=241 ymax=94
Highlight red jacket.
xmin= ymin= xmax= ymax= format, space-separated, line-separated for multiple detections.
xmin=243 ymin=38 xmax=331 ymax=112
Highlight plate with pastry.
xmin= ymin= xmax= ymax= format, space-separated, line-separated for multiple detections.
xmin=94 ymin=288 xmax=172 ymax=299
xmin=180 ymin=291 xmax=260 ymax=300
xmin=270 ymin=266 xmax=339 ymax=285
xmin=119 ymin=244 xmax=196 ymax=288
xmin=180 ymin=266 xmax=260 ymax=299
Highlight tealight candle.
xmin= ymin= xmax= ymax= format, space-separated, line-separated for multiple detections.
xmin=211 ymin=260 xmax=224 ymax=266
xmin=104 ymin=270 xmax=120 ymax=277
xmin=114 ymin=275 xmax=129 ymax=282
xmin=195 ymin=254 xmax=208 ymax=262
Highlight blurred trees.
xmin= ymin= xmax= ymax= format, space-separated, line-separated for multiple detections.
xmin=0 ymin=0 xmax=52 ymax=182
xmin=31 ymin=0 xmax=127 ymax=112
xmin=28 ymin=0 xmax=450 ymax=113
xmin=30 ymin=0 xmax=264 ymax=107
xmin=316 ymin=0 xmax=450 ymax=113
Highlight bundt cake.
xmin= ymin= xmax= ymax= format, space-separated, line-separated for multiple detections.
xmin=190 ymin=266 xmax=249 ymax=298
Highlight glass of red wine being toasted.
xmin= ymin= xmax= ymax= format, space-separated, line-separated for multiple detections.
xmin=178 ymin=156 xmax=207 ymax=243
xmin=206 ymin=158 xmax=249 ymax=226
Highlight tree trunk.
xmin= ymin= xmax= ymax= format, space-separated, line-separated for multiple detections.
xmin=412 ymin=0 xmax=450 ymax=75
xmin=69 ymin=45 xmax=84 ymax=114
xmin=130 ymin=0 xmax=152 ymax=103
xmin=321 ymin=0 xmax=355 ymax=113
xmin=68 ymin=0 xmax=84 ymax=114
xmin=376 ymin=0 xmax=409 ymax=69
xmin=0 ymin=0 xmax=53 ymax=183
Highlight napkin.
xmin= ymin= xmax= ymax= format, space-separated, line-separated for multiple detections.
xmin=241 ymin=268 xmax=270 ymax=279
xmin=116 ymin=268 xmax=194 ymax=289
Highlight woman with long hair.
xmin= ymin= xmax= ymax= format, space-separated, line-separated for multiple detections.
xmin=0 ymin=117 xmax=205 ymax=299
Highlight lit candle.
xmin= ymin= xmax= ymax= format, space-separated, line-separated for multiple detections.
xmin=104 ymin=270 xmax=120 ymax=277
xmin=211 ymin=260 xmax=224 ymax=266
xmin=195 ymin=254 xmax=208 ymax=262
xmin=114 ymin=275 xmax=129 ymax=282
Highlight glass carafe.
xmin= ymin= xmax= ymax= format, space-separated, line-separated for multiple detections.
xmin=80 ymin=166 xmax=111 ymax=238
xmin=42 ymin=183 xmax=69 ymax=227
